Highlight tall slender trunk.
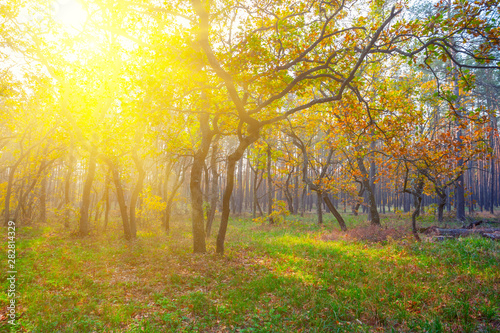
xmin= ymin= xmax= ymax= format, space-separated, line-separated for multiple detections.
xmin=40 ymin=174 xmax=47 ymax=224
xmin=451 ymin=43 xmax=466 ymax=221
xmin=300 ymin=187 xmax=307 ymax=217
xmin=79 ymin=148 xmax=97 ymax=237
xmin=64 ymin=153 xmax=75 ymax=229
xmin=368 ymin=141 xmax=376 ymax=221
xmin=322 ymin=193 xmax=347 ymax=230
xmin=4 ymin=161 xmax=23 ymax=225
xmin=294 ymin=173 xmax=299 ymax=215
xmin=236 ymin=157 xmax=243 ymax=215
xmin=488 ymin=91 xmax=496 ymax=215
xmin=191 ymin=153 xmax=207 ymax=252
xmin=206 ymin=138 xmax=219 ymax=237
xmin=293 ymin=139 xmax=347 ymax=230
xmin=356 ymin=157 xmax=380 ymax=226
xmin=108 ymin=161 xmax=132 ymax=240
xmin=316 ymin=192 xmax=323 ymax=224
xmin=162 ymin=160 xmax=186 ymax=233
xmin=190 ymin=113 xmax=215 ymax=253
xmin=104 ymin=170 xmax=110 ymax=231
xmin=266 ymin=144 xmax=273 ymax=224
xmin=216 ymin=134 xmax=259 ymax=254
xmin=409 ymin=178 xmax=424 ymax=241
xmin=252 ymin=166 xmax=258 ymax=219
xmin=130 ymin=152 xmax=146 ymax=238
xmin=352 ymin=183 xmax=364 ymax=216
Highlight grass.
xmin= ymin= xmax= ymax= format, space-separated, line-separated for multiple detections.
xmin=0 ymin=213 xmax=499 ymax=332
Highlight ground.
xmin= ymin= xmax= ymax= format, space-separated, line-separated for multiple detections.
xmin=0 ymin=213 xmax=499 ymax=332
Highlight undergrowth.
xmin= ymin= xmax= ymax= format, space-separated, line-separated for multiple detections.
xmin=0 ymin=213 xmax=498 ymax=332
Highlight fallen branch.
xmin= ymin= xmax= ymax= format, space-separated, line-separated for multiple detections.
xmin=483 ymin=233 xmax=500 ymax=240
xmin=436 ymin=228 xmax=500 ymax=237
xmin=465 ymin=220 xmax=484 ymax=229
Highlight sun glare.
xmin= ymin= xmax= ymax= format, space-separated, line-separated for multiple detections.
xmin=55 ymin=0 xmax=87 ymax=33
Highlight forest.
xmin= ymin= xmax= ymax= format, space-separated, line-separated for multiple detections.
xmin=0 ymin=0 xmax=499 ymax=332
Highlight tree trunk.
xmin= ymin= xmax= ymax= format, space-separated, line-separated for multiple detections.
xmin=356 ymin=157 xmax=381 ymax=225
xmin=236 ymin=157 xmax=243 ymax=215
xmin=251 ymin=166 xmax=259 ymax=219
xmin=410 ymin=179 xmax=424 ymax=242
xmin=206 ymin=138 xmax=219 ymax=237
xmin=40 ymin=174 xmax=47 ymax=224
xmin=164 ymin=198 xmax=174 ymax=233
xmin=64 ymin=153 xmax=75 ymax=229
xmin=368 ymin=144 xmax=376 ymax=221
xmin=130 ymin=152 xmax=146 ymax=238
xmin=104 ymin=170 xmax=110 ymax=231
xmin=489 ymin=97 xmax=496 ymax=215
xmin=109 ymin=161 xmax=132 ymax=240
xmin=266 ymin=144 xmax=274 ymax=224
xmin=453 ymin=57 xmax=466 ymax=221
xmin=190 ymin=112 xmax=216 ymax=253
xmin=216 ymin=133 xmax=259 ymax=254
xmin=352 ymin=183 xmax=364 ymax=216
xmin=437 ymin=189 xmax=447 ymax=222
xmin=316 ymin=192 xmax=323 ymax=224
xmin=322 ymin=193 xmax=347 ymax=231
xmin=79 ymin=148 xmax=97 ymax=237
xmin=191 ymin=155 xmax=208 ymax=252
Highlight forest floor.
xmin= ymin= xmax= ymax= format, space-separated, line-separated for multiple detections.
xmin=0 ymin=212 xmax=499 ymax=332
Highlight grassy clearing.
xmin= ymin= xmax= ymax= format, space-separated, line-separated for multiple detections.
xmin=0 ymin=213 xmax=499 ymax=332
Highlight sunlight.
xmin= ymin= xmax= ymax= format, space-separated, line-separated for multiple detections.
xmin=55 ymin=0 xmax=87 ymax=33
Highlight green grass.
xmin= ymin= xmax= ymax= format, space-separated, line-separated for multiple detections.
xmin=1 ymin=213 xmax=499 ymax=332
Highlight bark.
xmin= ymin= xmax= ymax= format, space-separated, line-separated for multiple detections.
xmin=293 ymin=137 xmax=347 ymax=231
xmin=437 ymin=228 xmax=500 ymax=236
xmin=483 ymin=233 xmax=500 ymax=240
xmin=453 ymin=58 xmax=466 ymax=221
xmin=316 ymin=192 xmax=323 ymax=224
xmin=64 ymin=153 xmax=75 ymax=229
xmin=410 ymin=180 xmax=424 ymax=242
xmin=190 ymin=113 xmax=214 ymax=253
xmin=266 ymin=144 xmax=274 ymax=224
xmin=368 ymin=141 xmax=376 ymax=221
xmin=236 ymin=157 xmax=243 ymax=214
xmin=16 ymin=156 xmax=50 ymax=224
xmin=79 ymin=148 xmax=97 ymax=237
xmin=283 ymin=170 xmax=294 ymax=214
xmin=216 ymin=133 xmax=259 ymax=254
xmin=164 ymin=183 xmax=182 ymax=233
xmin=4 ymin=161 xmax=22 ymax=225
xmin=104 ymin=170 xmax=110 ymax=231
xmin=488 ymin=94 xmax=496 ymax=215
xmin=251 ymin=165 xmax=258 ymax=219
xmin=3 ymin=130 xmax=49 ymax=225
xmin=39 ymin=174 xmax=47 ymax=224
xmin=356 ymin=156 xmax=381 ymax=225
xmin=206 ymin=137 xmax=219 ymax=237
xmin=322 ymin=193 xmax=347 ymax=231
xmin=163 ymin=161 xmax=186 ymax=233
xmin=294 ymin=173 xmax=299 ymax=215
xmin=249 ymin=161 xmax=264 ymax=219
xmin=130 ymin=152 xmax=146 ymax=238
xmin=191 ymin=156 xmax=208 ymax=252
xmin=436 ymin=188 xmax=447 ymax=222
xmin=162 ymin=161 xmax=173 ymax=232
xmin=352 ymin=182 xmax=365 ymax=216
xmin=108 ymin=160 xmax=132 ymax=240
xmin=300 ymin=187 xmax=307 ymax=217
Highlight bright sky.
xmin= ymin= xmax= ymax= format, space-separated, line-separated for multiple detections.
xmin=55 ymin=0 xmax=87 ymax=33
